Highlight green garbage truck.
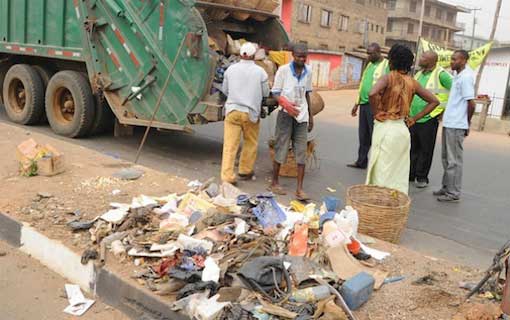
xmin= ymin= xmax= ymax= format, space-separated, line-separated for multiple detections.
xmin=0 ymin=0 xmax=288 ymax=137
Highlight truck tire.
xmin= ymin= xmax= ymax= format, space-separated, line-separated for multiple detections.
xmin=45 ymin=71 xmax=95 ymax=138
xmin=77 ymin=72 xmax=114 ymax=136
xmin=32 ymin=65 xmax=55 ymax=124
xmin=90 ymin=97 xmax=114 ymax=135
xmin=3 ymin=64 xmax=45 ymax=125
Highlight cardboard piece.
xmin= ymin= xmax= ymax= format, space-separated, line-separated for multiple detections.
xmin=16 ymin=139 xmax=65 ymax=176
xmin=327 ymin=245 xmax=387 ymax=287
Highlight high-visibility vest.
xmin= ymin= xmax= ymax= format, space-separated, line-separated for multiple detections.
xmin=414 ymin=66 xmax=451 ymax=118
xmin=357 ymin=59 xmax=389 ymax=103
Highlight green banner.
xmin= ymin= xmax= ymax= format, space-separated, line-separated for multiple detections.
xmin=419 ymin=38 xmax=493 ymax=69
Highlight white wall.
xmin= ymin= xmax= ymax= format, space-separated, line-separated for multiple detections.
xmin=477 ymin=49 xmax=510 ymax=118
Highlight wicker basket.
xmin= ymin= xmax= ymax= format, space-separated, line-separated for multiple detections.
xmin=268 ymin=140 xmax=316 ymax=177
xmin=346 ymin=185 xmax=411 ymax=244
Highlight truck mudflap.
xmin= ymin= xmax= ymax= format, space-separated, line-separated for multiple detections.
xmin=78 ymin=0 xmax=212 ymax=130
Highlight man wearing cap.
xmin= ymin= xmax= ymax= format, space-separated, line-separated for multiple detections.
xmin=220 ymin=42 xmax=270 ymax=185
xmin=269 ymin=43 xmax=313 ymax=200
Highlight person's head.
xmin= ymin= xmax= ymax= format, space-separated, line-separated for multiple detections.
xmin=367 ymin=43 xmax=382 ymax=63
xmin=418 ymin=51 xmax=438 ymax=70
xmin=240 ymin=42 xmax=257 ymax=60
xmin=388 ymin=44 xmax=414 ymax=73
xmin=292 ymin=43 xmax=308 ymax=68
xmin=450 ymin=50 xmax=469 ymax=71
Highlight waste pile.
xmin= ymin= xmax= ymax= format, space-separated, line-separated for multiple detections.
xmin=71 ymin=178 xmax=394 ymax=319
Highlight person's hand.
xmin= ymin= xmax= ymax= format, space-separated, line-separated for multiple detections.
xmin=405 ymin=117 xmax=416 ymax=128
xmin=278 ymin=96 xmax=299 ymax=117
xmin=351 ymin=104 xmax=359 ymax=117
xmin=465 ymin=128 xmax=470 ymax=137
xmin=308 ymin=117 xmax=314 ymax=132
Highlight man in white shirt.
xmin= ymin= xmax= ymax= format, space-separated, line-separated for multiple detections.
xmin=434 ymin=50 xmax=476 ymax=202
xmin=221 ymin=42 xmax=270 ymax=184
xmin=269 ymin=44 xmax=314 ymax=200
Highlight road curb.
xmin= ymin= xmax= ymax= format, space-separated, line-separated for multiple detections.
xmin=0 ymin=212 xmax=183 ymax=320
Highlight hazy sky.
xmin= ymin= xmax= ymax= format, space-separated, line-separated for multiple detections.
xmin=444 ymin=0 xmax=510 ymax=42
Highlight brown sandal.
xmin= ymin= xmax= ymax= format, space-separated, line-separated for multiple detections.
xmin=267 ymin=185 xmax=287 ymax=195
xmin=295 ymin=191 xmax=310 ymax=201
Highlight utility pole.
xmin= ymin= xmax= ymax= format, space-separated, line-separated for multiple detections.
xmin=417 ymin=0 xmax=426 ymax=39
xmin=470 ymin=8 xmax=482 ymax=50
xmin=476 ymin=0 xmax=502 ymax=131
xmin=413 ymin=0 xmax=426 ymax=73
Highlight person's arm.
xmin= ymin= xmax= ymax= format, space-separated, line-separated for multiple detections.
xmin=407 ymin=81 xmax=440 ymax=127
xmin=439 ymin=70 xmax=453 ymax=90
xmin=222 ymin=69 xmax=229 ymax=96
xmin=261 ymin=71 xmax=270 ymax=98
xmin=368 ymin=74 xmax=389 ymax=116
xmin=306 ymin=69 xmax=314 ymax=132
xmin=271 ymin=68 xmax=299 ymax=117
xmin=463 ymin=72 xmax=476 ymax=136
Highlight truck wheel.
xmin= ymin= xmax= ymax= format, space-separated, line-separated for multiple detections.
xmin=90 ymin=97 xmax=114 ymax=135
xmin=3 ymin=64 xmax=45 ymax=125
xmin=45 ymin=71 xmax=95 ymax=138
xmin=32 ymin=65 xmax=55 ymax=124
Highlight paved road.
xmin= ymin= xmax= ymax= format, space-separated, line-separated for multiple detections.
xmin=2 ymin=90 xmax=509 ymax=269
xmin=0 ymin=241 xmax=127 ymax=320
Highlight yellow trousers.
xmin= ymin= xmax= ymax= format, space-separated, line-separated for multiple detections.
xmin=221 ymin=111 xmax=260 ymax=183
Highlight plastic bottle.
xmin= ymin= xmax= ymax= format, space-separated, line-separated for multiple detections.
xmin=290 ymin=285 xmax=331 ymax=303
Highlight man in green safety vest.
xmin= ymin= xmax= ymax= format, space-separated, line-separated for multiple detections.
xmin=348 ymin=43 xmax=389 ymax=169
xmin=409 ymin=51 xmax=452 ymax=188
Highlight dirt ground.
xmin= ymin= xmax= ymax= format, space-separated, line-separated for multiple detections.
xmin=0 ymin=122 xmax=503 ymax=319
xmin=0 ymin=240 xmax=128 ymax=320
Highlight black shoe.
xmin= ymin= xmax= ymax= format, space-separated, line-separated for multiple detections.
xmin=347 ymin=162 xmax=366 ymax=169
xmin=433 ymin=189 xmax=447 ymax=196
xmin=437 ymin=195 xmax=460 ymax=202
xmin=238 ymin=172 xmax=255 ymax=181
xmin=415 ymin=180 xmax=429 ymax=188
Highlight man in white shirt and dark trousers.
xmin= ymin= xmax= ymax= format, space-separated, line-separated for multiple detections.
xmin=269 ymin=44 xmax=314 ymax=201
xmin=221 ymin=42 xmax=269 ymax=185
xmin=435 ymin=50 xmax=476 ymax=202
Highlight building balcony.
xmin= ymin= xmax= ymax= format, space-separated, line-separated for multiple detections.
xmin=387 ymin=11 xmax=463 ymax=31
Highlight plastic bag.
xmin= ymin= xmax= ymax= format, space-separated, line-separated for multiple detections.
xmin=252 ymin=195 xmax=286 ymax=228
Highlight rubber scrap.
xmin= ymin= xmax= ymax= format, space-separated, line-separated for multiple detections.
xmin=288 ymin=224 xmax=308 ymax=257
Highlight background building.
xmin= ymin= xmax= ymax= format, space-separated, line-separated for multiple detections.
xmin=279 ymin=0 xmax=387 ymax=89
xmin=454 ymin=34 xmax=489 ymax=50
xmin=385 ymin=0 xmax=468 ymax=51
xmin=477 ymin=46 xmax=510 ymax=119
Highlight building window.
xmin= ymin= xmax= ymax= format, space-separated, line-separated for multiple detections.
xmin=409 ymin=0 xmax=417 ymax=12
xmin=320 ymin=9 xmax=333 ymax=27
xmin=408 ymin=23 xmax=414 ymax=34
xmin=356 ymin=0 xmax=365 ymax=4
xmin=437 ymin=29 xmax=443 ymax=40
xmin=422 ymin=26 xmax=429 ymax=37
xmin=381 ymin=26 xmax=384 ymax=34
xmin=376 ymin=25 xmax=379 ymax=33
xmin=425 ymin=5 xmax=431 ymax=16
xmin=387 ymin=20 xmax=393 ymax=32
xmin=387 ymin=0 xmax=396 ymax=10
xmin=339 ymin=15 xmax=349 ymax=31
xmin=319 ymin=43 xmax=329 ymax=50
xmin=370 ymin=23 xmax=374 ymax=31
xmin=298 ymin=40 xmax=308 ymax=46
xmin=298 ymin=4 xmax=312 ymax=24
xmin=447 ymin=12 xmax=454 ymax=22
xmin=435 ymin=9 xmax=443 ymax=20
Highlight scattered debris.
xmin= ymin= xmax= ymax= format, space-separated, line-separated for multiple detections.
xmin=63 ymin=284 xmax=95 ymax=316
xmin=0 ymin=251 xmax=7 ymax=257
xmin=112 ymin=167 xmax=144 ymax=180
